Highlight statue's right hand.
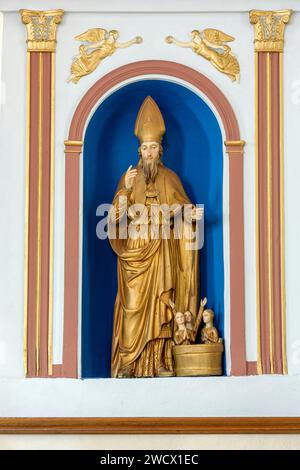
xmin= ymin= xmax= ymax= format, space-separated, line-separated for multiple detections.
xmin=125 ymin=165 xmax=137 ymax=190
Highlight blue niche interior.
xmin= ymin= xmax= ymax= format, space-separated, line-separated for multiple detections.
xmin=81 ymin=79 xmax=224 ymax=378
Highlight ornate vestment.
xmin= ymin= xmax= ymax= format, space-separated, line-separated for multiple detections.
xmin=109 ymin=162 xmax=199 ymax=377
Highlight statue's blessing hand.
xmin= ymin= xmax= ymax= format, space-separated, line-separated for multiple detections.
xmin=125 ymin=165 xmax=137 ymax=190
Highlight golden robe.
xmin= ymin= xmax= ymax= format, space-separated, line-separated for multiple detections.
xmin=109 ymin=162 xmax=199 ymax=377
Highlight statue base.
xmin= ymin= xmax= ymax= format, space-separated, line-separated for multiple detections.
xmin=173 ymin=343 xmax=224 ymax=376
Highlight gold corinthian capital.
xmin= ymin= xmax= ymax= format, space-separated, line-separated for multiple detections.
xmin=20 ymin=9 xmax=64 ymax=52
xmin=249 ymin=9 xmax=293 ymax=52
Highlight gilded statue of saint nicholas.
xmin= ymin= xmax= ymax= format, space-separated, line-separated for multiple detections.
xmin=108 ymin=96 xmax=203 ymax=378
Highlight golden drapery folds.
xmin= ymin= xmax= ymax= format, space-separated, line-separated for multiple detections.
xmin=109 ymin=163 xmax=199 ymax=377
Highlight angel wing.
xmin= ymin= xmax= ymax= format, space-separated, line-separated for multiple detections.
xmin=202 ymin=28 xmax=235 ymax=46
xmin=75 ymin=28 xmax=108 ymax=44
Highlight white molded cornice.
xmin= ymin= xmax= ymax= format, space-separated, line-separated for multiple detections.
xmin=1 ymin=0 xmax=300 ymax=13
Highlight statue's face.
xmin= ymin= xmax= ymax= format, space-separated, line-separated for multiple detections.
xmin=203 ymin=310 xmax=213 ymax=324
xmin=184 ymin=311 xmax=192 ymax=323
xmin=140 ymin=141 xmax=160 ymax=163
xmin=175 ymin=312 xmax=185 ymax=325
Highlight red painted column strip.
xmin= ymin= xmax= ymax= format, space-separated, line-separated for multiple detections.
xmin=257 ymin=52 xmax=285 ymax=375
xmin=62 ymin=146 xmax=81 ymax=378
xmin=26 ymin=52 xmax=63 ymax=378
xmin=250 ymin=10 xmax=292 ymax=375
xmin=271 ymin=52 xmax=283 ymax=374
xmin=21 ymin=9 xmax=64 ymax=378
xmin=225 ymin=144 xmax=246 ymax=376
xmin=258 ymin=52 xmax=271 ymax=374
xmin=27 ymin=52 xmax=39 ymax=377
xmin=246 ymin=361 xmax=258 ymax=375
xmin=39 ymin=53 xmax=52 ymax=377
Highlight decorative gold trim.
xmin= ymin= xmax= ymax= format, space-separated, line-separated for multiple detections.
xmin=224 ymin=140 xmax=246 ymax=147
xmin=48 ymin=52 xmax=55 ymax=376
xmin=20 ymin=9 xmax=64 ymax=52
xmin=280 ymin=52 xmax=288 ymax=374
xmin=64 ymin=140 xmax=83 ymax=155
xmin=23 ymin=52 xmax=30 ymax=376
xmin=266 ymin=52 xmax=274 ymax=374
xmin=35 ymin=52 xmax=43 ymax=376
xmin=1 ymin=417 xmax=300 ymax=434
xmin=254 ymin=51 xmax=262 ymax=375
xmin=224 ymin=140 xmax=246 ymax=156
xmin=64 ymin=149 xmax=83 ymax=154
xmin=64 ymin=140 xmax=83 ymax=146
xmin=224 ymin=150 xmax=244 ymax=154
xmin=249 ymin=9 xmax=293 ymax=53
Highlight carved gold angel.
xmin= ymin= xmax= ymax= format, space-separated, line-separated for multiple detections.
xmin=68 ymin=28 xmax=143 ymax=84
xmin=166 ymin=29 xmax=240 ymax=82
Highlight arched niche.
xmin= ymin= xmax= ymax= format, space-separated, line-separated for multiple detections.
xmin=62 ymin=61 xmax=246 ymax=378
xmin=82 ymin=79 xmax=224 ymax=377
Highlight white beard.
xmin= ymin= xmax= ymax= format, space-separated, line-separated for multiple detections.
xmin=139 ymin=158 xmax=159 ymax=184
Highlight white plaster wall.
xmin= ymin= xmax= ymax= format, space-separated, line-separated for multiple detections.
xmin=0 ymin=375 xmax=300 ymax=417
xmin=2 ymin=0 xmax=300 ymax=13
xmin=0 ymin=13 xmax=2 ymax=107
xmin=0 ymin=12 xmax=26 ymax=379
xmin=1 ymin=434 xmax=300 ymax=450
xmin=0 ymin=1 xmax=300 ymax=418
